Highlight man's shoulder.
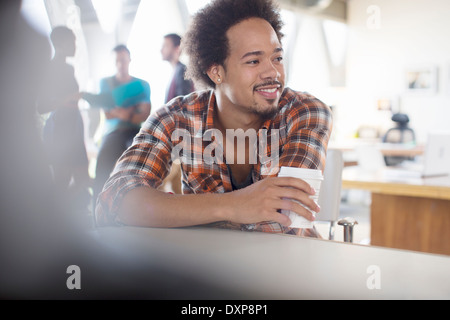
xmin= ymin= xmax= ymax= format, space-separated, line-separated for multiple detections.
xmin=100 ymin=76 xmax=116 ymax=88
xmin=165 ymin=90 xmax=211 ymax=112
xmin=131 ymin=76 xmax=150 ymax=87
xmin=277 ymin=88 xmax=332 ymax=123
xmin=48 ymin=60 xmax=73 ymax=76
xmin=147 ymin=90 xmax=211 ymax=132
xmin=281 ymin=87 xmax=327 ymax=107
xmin=176 ymin=61 xmax=187 ymax=70
xmin=174 ymin=62 xmax=190 ymax=82
xmin=279 ymin=87 xmax=331 ymax=116
xmin=101 ymin=75 xmax=115 ymax=82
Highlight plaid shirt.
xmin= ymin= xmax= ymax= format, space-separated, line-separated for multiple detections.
xmin=96 ymin=88 xmax=332 ymax=235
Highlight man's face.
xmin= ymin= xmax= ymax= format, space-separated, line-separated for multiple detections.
xmin=161 ymin=38 xmax=176 ymax=62
xmin=65 ymin=34 xmax=76 ymax=57
xmin=218 ymin=17 xmax=285 ymax=119
xmin=58 ymin=33 xmax=76 ymax=58
xmin=115 ymin=50 xmax=131 ymax=76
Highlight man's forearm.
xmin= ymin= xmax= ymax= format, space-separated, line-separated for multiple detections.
xmin=117 ymin=186 xmax=230 ymax=228
xmin=115 ymin=176 xmax=317 ymax=229
xmin=131 ymin=102 xmax=151 ymax=124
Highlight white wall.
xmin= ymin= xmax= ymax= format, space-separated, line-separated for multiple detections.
xmin=342 ymin=0 xmax=450 ymax=143
xmin=287 ymin=15 xmax=331 ymax=95
xmin=127 ymin=0 xmax=185 ymax=113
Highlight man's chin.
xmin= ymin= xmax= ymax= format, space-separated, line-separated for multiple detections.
xmin=251 ymin=103 xmax=279 ymax=121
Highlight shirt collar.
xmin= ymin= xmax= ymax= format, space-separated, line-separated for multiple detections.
xmin=205 ymin=90 xmax=216 ymax=132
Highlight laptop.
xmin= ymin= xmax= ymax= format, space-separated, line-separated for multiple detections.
xmin=421 ymin=132 xmax=450 ymax=177
xmin=385 ymin=132 xmax=450 ymax=179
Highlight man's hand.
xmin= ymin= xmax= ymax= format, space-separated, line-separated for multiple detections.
xmin=116 ymin=177 xmax=320 ymax=229
xmin=105 ymin=107 xmax=133 ymax=121
xmin=223 ymin=177 xmax=320 ymax=227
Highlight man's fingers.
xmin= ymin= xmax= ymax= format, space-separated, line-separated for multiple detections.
xmin=277 ymin=198 xmax=316 ymax=221
xmin=277 ymin=186 xmax=320 ymax=213
xmin=272 ymin=176 xmax=315 ymax=195
xmin=270 ymin=210 xmax=291 ymax=227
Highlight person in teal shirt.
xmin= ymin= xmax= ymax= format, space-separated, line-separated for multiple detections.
xmin=89 ymin=45 xmax=151 ymax=211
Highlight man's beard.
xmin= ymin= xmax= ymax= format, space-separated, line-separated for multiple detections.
xmin=248 ymin=103 xmax=279 ymax=121
xmin=250 ymin=80 xmax=282 ymax=120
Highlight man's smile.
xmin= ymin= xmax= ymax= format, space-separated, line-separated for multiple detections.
xmin=254 ymin=81 xmax=282 ymax=99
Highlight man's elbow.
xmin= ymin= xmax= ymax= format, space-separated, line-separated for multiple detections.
xmin=115 ymin=186 xmax=161 ymax=227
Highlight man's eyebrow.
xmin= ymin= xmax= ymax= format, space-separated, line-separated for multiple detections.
xmin=241 ymin=47 xmax=284 ymax=60
xmin=274 ymin=47 xmax=284 ymax=54
xmin=241 ymin=51 xmax=264 ymax=59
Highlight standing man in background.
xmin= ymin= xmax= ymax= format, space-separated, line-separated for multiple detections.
xmin=161 ymin=33 xmax=194 ymax=103
xmin=160 ymin=34 xmax=195 ymax=194
xmin=89 ymin=44 xmax=151 ymax=210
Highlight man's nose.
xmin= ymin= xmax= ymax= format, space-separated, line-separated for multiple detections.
xmin=260 ymin=59 xmax=281 ymax=80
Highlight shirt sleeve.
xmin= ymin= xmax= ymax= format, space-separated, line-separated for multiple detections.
xmin=138 ymin=80 xmax=151 ymax=104
xmin=99 ymin=77 xmax=111 ymax=94
xmin=279 ymin=92 xmax=333 ymax=171
xmin=94 ymin=106 xmax=175 ymax=226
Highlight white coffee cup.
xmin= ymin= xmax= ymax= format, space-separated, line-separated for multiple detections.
xmin=278 ymin=166 xmax=323 ymax=229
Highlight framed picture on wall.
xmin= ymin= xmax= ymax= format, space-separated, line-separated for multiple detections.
xmin=405 ymin=65 xmax=438 ymax=94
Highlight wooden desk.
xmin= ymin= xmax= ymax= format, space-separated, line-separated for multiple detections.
xmin=329 ymin=141 xmax=425 ymax=155
xmin=342 ymin=168 xmax=450 ymax=255
xmin=92 ymin=226 xmax=450 ymax=299
xmin=378 ymin=144 xmax=425 ymax=157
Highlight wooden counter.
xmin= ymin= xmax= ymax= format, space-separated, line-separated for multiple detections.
xmin=342 ymin=167 xmax=450 ymax=255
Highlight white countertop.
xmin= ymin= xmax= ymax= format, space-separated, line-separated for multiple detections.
xmin=89 ymin=226 xmax=450 ymax=299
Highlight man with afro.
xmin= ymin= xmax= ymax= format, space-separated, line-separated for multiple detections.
xmin=96 ymin=0 xmax=332 ymax=236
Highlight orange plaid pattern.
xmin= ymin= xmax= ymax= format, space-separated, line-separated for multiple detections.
xmin=96 ymin=88 xmax=332 ymax=235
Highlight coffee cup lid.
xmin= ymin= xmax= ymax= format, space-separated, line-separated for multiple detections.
xmin=278 ymin=166 xmax=323 ymax=180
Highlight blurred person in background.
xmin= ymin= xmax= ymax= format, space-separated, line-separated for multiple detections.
xmin=161 ymin=33 xmax=194 ymax=103
xmin=87 ymin=45 xmax=151 ymax=210
xmin=36 ymin=26 xmax=91 ymax=212
xmin=0 ymin=1 xmax=79 ymax=298
xmin=160 ymin=33 xmax=195 ymax=194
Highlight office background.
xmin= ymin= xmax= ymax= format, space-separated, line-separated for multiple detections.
xmin=21 ymin=0 xmax=450 ymax=145
xmin=2 ymin=0 xmax=449 ymax=300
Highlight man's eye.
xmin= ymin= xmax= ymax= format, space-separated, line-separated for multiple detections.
xmin=247 ymin=60 xmax=259 ymax=65
xmin=274 ymin=56 xmax=284 ymax=62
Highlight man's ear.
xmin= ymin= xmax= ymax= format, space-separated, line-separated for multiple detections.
xmin=206 ymin=64 xmax=223 ymax=85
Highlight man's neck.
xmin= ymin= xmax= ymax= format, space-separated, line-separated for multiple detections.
xmin=115 ymin=73 xmax=132 ymax=83
xmin=214 ymin=92 xmax=262 ymax=179
xmin=214 ymin=92 xmax=264 ymax=133
xmin=170 ymin=59 xmax=179 ymax=69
